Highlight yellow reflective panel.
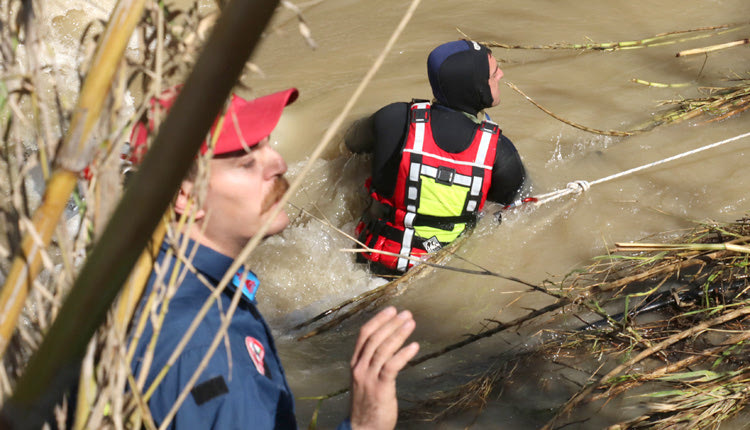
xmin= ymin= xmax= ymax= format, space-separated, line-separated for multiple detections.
xmin=417 ymin=177 xmax=468 ymax=217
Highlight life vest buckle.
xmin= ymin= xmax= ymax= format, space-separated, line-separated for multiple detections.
xmin=435 ymin=166 xmax=455 ymax=185
xmin=480 ymin=121 xmax=499 ymax=134
xmin=411 ymin=108 xmax=430 ymax=123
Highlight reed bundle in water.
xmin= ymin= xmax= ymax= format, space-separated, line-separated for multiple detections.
xmin=464 ymin=23 xmax=749 ymax=52
xmin=467 ymin=22 xmax=750 ymax=135
xmin=391 ymin=220 xmax=750 ymax=428
xmin=539 ymin=220 xmax=750 ymax=429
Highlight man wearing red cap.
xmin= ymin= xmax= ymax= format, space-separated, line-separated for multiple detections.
xmin=130 ymin=88 xmax=419 ymax=429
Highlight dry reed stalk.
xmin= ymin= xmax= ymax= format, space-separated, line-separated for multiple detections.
xmin=0 ymin=0 xmax=148 ymax=360
xmin=506 ymin=82 xmax=641 ymax=136
xmin=72 ymin=213 xmax=168 ymax=430
xmin=114 ymin=215 xmax=169 ymax=337
xmin=590 ymin=329 xmax=750 ymax=403
xmin=654 ymin=85 xmax=750 ymax=126
xmin=296 ymin=227 xmax=549 ymax=341
xmin=676 ymin=38 xmax=750 ymax=57
xmin=616 ymin=242 xmax=750 ymax=254
xmin=1 ymin=0 xmax=281 ymax=426
xmin=469 ymin=23 xmax=750 ymax=131
xmin=464 ymin=23 xmax=749 ymax=52
xmin=541 ymin=305 xmax=750 ymax=429
xmin=402 ymin=362 xmax=513 ymax=422
xmin=631 ymin=79 xmax=692 ymax=88
xmin=537 ymin=221 xmax=750 ymax=429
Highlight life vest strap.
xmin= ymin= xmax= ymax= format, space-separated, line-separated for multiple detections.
xmin=366 ymin=220 xmax=449 ymax=252
xmin=370 ymin=200 xmax=476 ymax=228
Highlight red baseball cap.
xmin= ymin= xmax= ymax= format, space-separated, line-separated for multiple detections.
xmin=129 ymin=86 xmax=299 ymax=164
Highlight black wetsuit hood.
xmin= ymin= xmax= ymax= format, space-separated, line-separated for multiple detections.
xmin=427 ymin=40 xmax=494 ymax=116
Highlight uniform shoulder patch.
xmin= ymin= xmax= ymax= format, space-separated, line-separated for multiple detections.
xmin=191 ymin=376 xmax=229 ymax=405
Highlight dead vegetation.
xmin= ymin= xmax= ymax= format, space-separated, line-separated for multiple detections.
xmin=395 ymin=219 xmax=750 ymax=429
xmin=1 ymin=0 xmax=750 ymax=428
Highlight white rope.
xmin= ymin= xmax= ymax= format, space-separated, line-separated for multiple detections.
xmin=523 ymin=130 xmax=750 ymax=208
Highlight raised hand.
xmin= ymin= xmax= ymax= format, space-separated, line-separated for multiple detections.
xmin=349 ymin=307 xmax=420 ymax=430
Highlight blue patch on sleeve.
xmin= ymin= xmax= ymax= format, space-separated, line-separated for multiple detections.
xmin=232 ymin=269 xmax=261 ymax=302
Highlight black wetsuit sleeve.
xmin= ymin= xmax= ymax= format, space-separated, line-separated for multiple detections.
xmin=344 ymin=115 xmax=376 ymax=153
xmin=369 ymin=102 xmax=410 ymax=197
xmin=487 ymin=133 xmax=526 ymax=205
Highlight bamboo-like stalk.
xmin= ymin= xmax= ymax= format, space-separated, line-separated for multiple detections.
xmin=0 ymin=0 xmax=148 ymax=360
xmin=631 ymin=78 xmax=692 ymax=88
xmin=0 ymin=0 xmax=280 ymax=427
xmin=676 ymin=38 xmax=749 ymax=57
xmin=616 ymin=241 xmax=750 ymax=254
xmin=72 ymin=214 xmax=168 ymax=430
xmin=114 ymin=214 xmax=169 ymax=336
xmin=464 ymin=23 xmax=749 ymax=52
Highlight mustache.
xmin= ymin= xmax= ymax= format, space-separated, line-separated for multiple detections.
xmin=261 ymin=176 xmax=289 ymax=213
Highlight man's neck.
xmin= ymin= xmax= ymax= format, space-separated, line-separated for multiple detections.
xmin=187 ymin=227 xmax=242 ymax=260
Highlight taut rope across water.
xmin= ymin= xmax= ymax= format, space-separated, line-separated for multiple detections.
xmin=512 ymin=130 xmax=750 ymax=208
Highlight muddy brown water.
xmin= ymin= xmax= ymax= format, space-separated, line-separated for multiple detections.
xmin=40 ymin=0 xmax=750 ymax=427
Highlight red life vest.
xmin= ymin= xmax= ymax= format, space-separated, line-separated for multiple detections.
xmin=357 ymin=101 xmax=500 ymax=272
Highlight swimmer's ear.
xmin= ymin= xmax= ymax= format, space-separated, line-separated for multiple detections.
xmin=175 ymin=180 xmax=206 ymax=220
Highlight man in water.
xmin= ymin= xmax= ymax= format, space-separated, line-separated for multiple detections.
xmin=130 ymin=87 xmax=419 ymax=429
xmin=346 ymin=40 xmax=526 ymax=273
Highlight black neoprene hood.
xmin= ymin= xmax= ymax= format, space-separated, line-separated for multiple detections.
xmin=427 ymin=40 xmax=494 ymax=116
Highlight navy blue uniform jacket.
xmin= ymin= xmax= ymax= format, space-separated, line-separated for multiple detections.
xmin=130 ymin=239 xmax=297 ymax=429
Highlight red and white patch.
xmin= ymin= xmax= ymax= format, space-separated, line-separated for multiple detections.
xmin=245 ymin=336 xmax=266 ymax=376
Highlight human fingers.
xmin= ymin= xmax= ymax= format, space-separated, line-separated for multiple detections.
xmin=367 ymin=312 xmax=416 ymax=373
xmin=352 ymin=309 xmax=412 ymax=371
xmin=351 ymin=306 xmax=398 ymax=367
xmin=379 ymin=341 xmax=420 ymax=381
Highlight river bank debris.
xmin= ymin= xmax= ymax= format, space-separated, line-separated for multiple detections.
xmin=465 ymin=22 xmax=750 ymax=135
xmin=399 ymin=219 xmax=750 ymax=428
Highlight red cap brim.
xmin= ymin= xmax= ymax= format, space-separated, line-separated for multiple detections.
xmin=128 ymin=87 xmax=299 ymax=163
xmin=208 ymin=88 xmax=298 ymax=155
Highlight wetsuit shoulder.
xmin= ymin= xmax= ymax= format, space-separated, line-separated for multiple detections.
xmin=487 ymin=133 xmax=526 ymax=204
xmin=370 ymin=102 xmax=411 ymax=197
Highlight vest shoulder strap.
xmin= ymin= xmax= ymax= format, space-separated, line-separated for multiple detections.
xmin=409 ymin=101 xmax=431 ymax=124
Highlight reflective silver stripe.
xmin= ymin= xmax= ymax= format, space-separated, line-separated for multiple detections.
xmin=407 ymin=204 xmax=417 ymax=212
xmin=403 ymin=148 xmax=492 ymax=170
xmin=411 ymin=103 xmax=430 ymax=153
xmin=398 ymin=228 xmax=414 ymax=271
xmin=471 ymin=177 xmax=483 ymax=196
xmin=403 ymin=212 xmax=416 ymax=228
xmin=413 ymin=122 xmax=425 ymax=152
xmin=409 ymin=163 xmax=420 ymax=181
xmin=421 ymin=165 xmax=437 ymax=177
xmin=420 ymin=165 xmax=472 ymax=186
xmin=474 ymin=121 xmax=496 ymax=165
xmin=454 ymin=175 xmax=472 ymax=187
xmin=408 ymin=187 xmax=418 ymax=201
xmin=466 ymin=200 xmax=477 ymax=212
